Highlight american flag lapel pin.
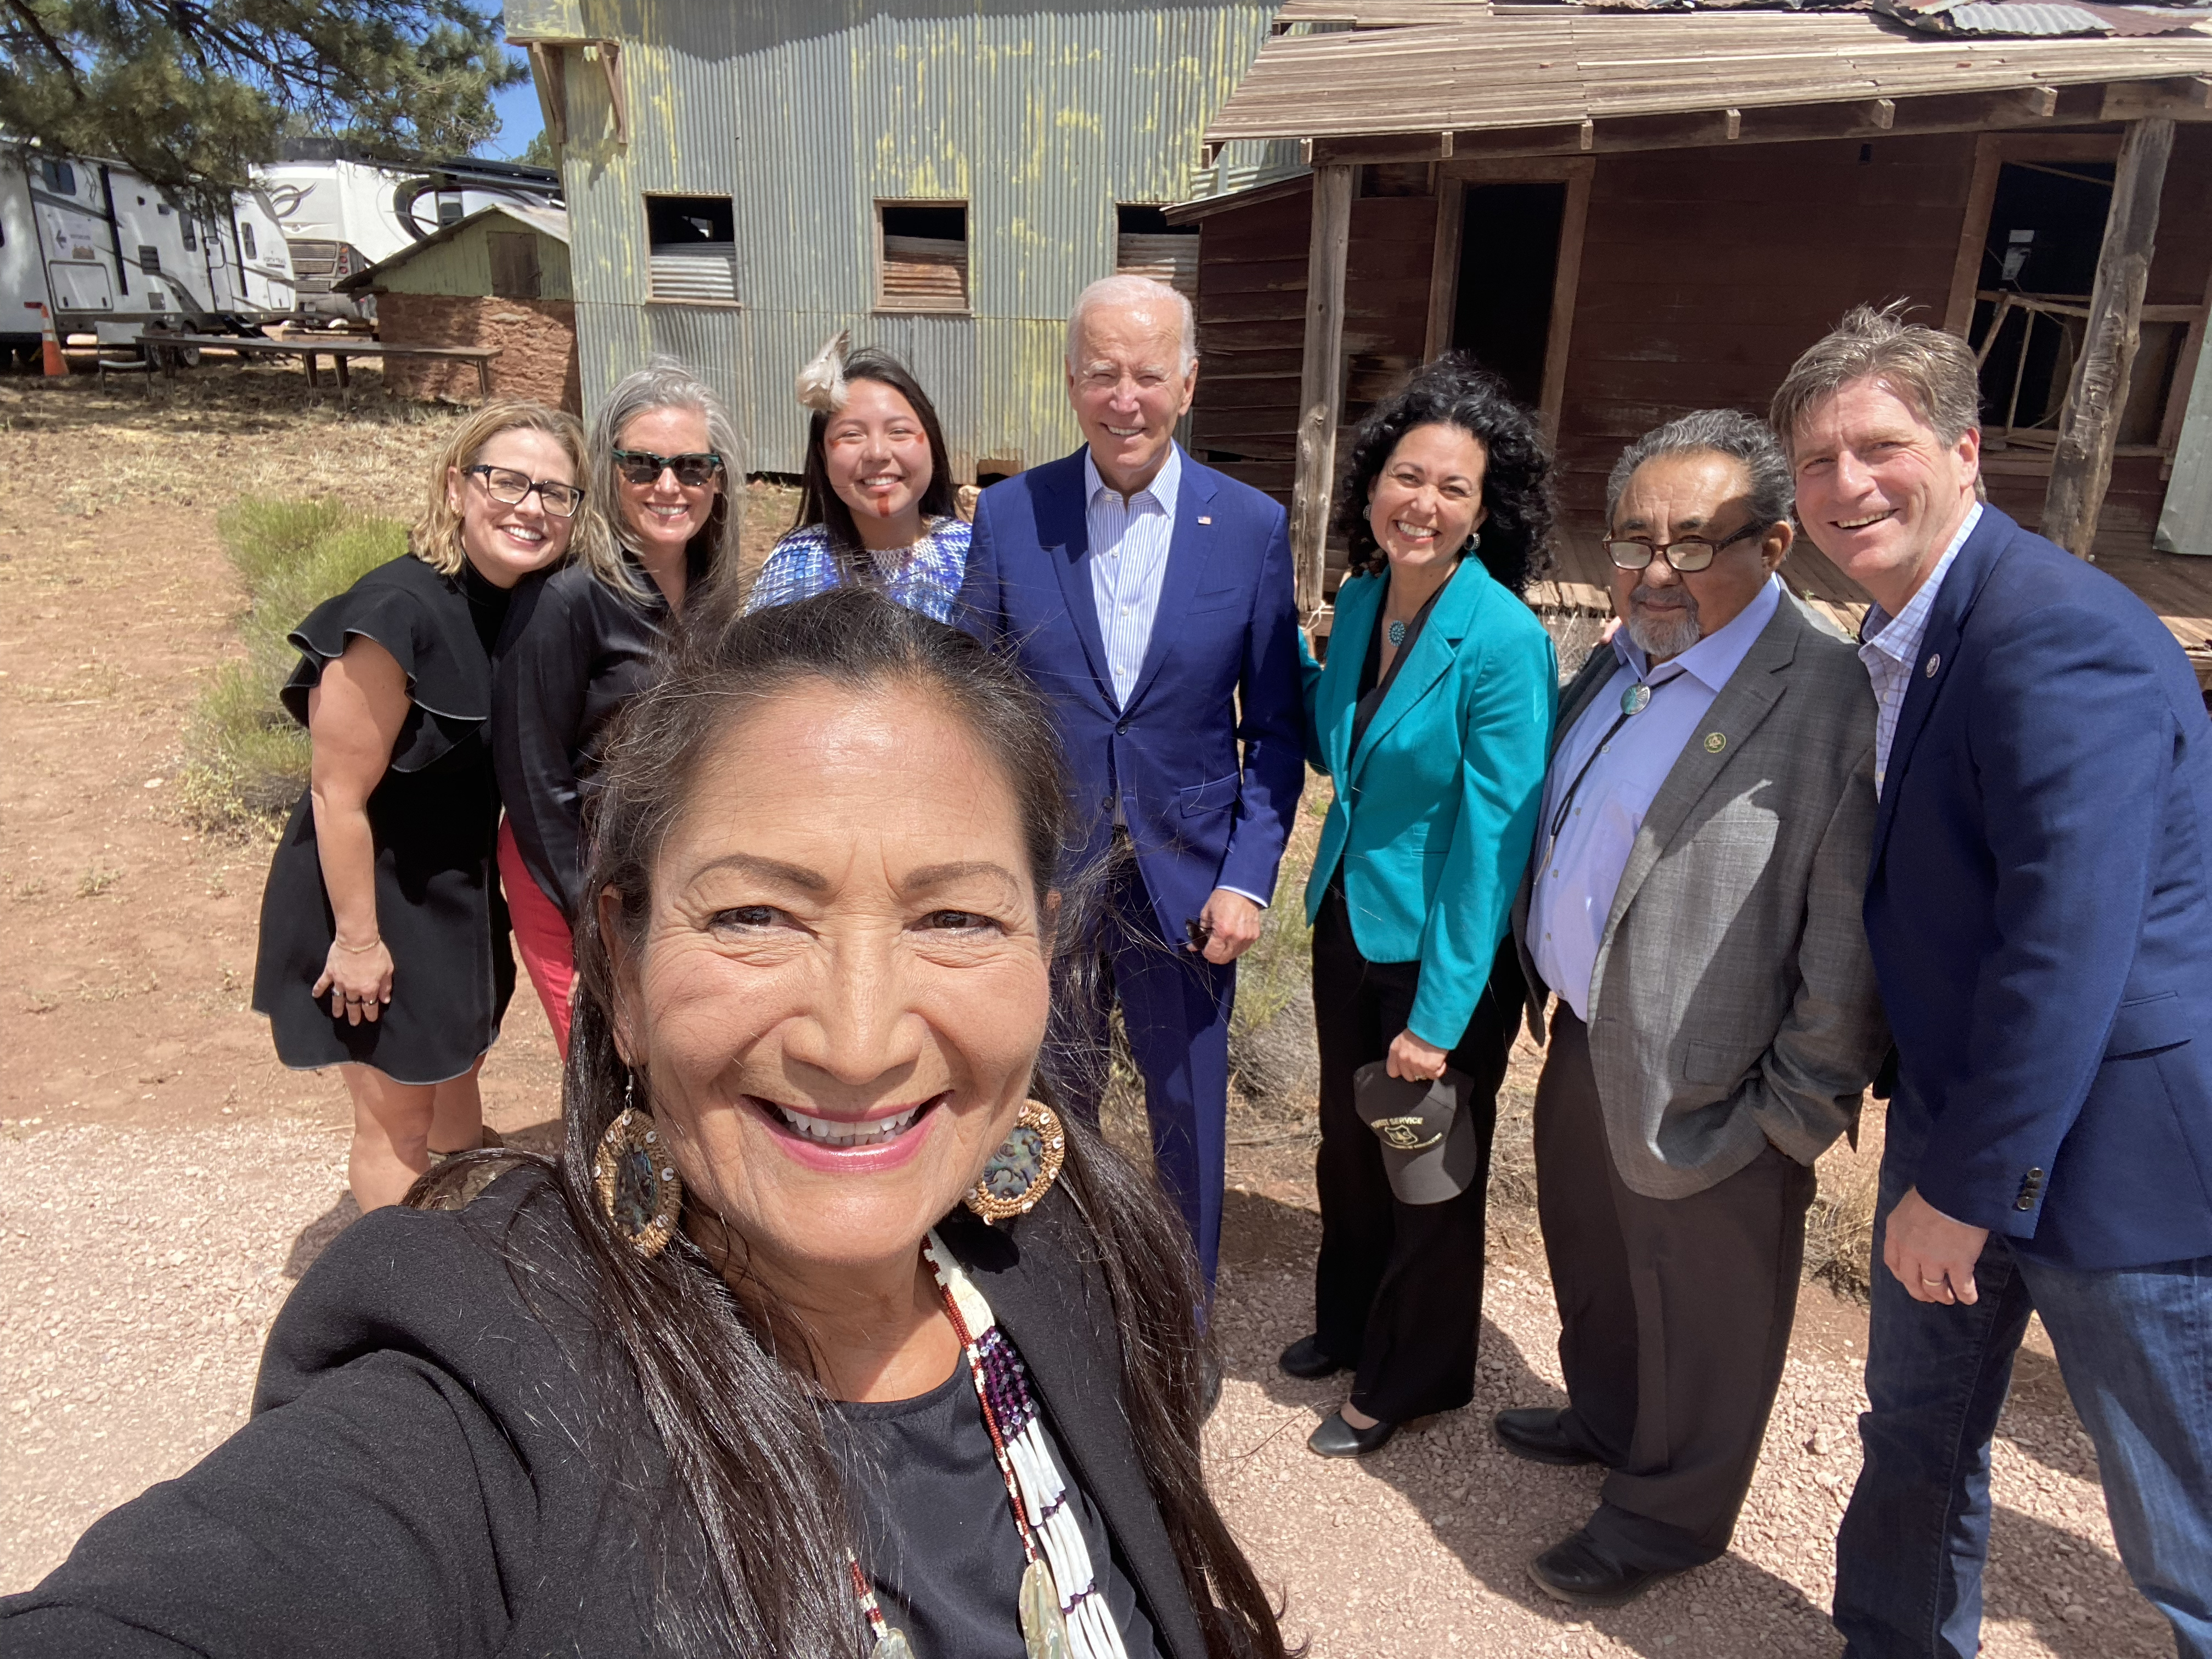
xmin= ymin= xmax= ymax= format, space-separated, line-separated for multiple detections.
xmin=1197 ymin=515 xmax=1212 ymax=524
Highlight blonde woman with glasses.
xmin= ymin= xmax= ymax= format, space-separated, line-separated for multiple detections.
xmin=252 ymin=402 xmax=588 ymax=1211
xmin=493 ymin=359 xmax=740 ymax=1057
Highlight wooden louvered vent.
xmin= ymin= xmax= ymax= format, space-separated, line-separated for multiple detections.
xmin=645 ymin=194 xmax=738 ymax=305
xmin=1115 ymin=233 xmax=1198 ymax=300
xmin=877 ymin=203 xmax=968 ymax=313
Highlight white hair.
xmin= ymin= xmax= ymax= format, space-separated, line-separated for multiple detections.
xmin=1065 ymin=274 xmax=1196 ymax=374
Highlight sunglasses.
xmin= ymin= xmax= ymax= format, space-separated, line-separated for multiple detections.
xmin=465 ymin=464 xmax=583 ymax=518
xmin=613 ymin=448 xmax=725 ymax=488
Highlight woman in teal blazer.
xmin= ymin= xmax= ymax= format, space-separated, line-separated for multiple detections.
xmin=1283 ymin=357 xmax=1557 ymax=1457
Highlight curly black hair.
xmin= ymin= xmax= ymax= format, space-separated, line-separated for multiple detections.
xmin=1333 ymin=353 xmax=1554 ymax=594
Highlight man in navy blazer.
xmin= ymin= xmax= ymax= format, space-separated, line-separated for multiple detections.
xmin=957 ymin=275 xmax=1306 ymax=1285
xmin=1774 ymin=306 xmax=2212 ymax=1658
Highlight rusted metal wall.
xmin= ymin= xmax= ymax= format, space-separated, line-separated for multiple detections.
xmin=527 ymin=0 xmax=1276 ymax=478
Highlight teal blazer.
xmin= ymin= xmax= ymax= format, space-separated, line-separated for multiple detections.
xmin=1303 ymin=561 xmax=1556 ymax=1050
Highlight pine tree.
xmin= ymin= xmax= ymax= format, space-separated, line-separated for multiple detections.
xmin=0 ymin=1 xmax=526 ymax=207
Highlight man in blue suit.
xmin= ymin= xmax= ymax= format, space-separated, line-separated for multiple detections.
xmin=956 ymin=274 xmax=1306 ymax=1286
xmin=1773 ymin=306 xmax=2212 ymax=1658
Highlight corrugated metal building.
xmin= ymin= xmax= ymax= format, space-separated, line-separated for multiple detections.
xmin=503 ymin=0 xmax=1292 ymax=478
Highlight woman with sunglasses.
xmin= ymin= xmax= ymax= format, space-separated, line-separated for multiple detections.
xmin=747 ymin=335 xmax=968 ymax=622
xmin=493 ymin=358 xmax=741 ymax=1056
xmin=252 ymin=401 xmax=591 ymax=1211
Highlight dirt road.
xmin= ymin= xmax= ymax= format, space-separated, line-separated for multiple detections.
xmin=0 ymin=364 xmax=2159 ymax=1655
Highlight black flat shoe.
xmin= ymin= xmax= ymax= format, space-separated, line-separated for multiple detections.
xmin=1494 ymin=1406 xmax=1602 ymax=1466
xmin=1527 ymin=1528 xmax=1681 ymax=1608
xmin=1278 ymin=1335 xmax=1346 ymax=1380
xmin=1307 ymin=1409 xmax=1397 ymax=1458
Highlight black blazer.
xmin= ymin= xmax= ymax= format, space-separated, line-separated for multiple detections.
xmin=0 ymin=1169 xmax=1208 ymax=1658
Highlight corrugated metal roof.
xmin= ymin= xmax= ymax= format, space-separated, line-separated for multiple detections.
xmin=1203 ymin=7 xmax=2212 ymax=140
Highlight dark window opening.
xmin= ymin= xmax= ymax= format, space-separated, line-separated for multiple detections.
xmin=41 ymin=159 xmax=76 ymax=196
xmin=1115 ymin=203 xmax=1198 ymax=300
xmin=1449 ymin=182 xmax=1566 ymax=414
xmin=240 ymin=222 xmax=257 ymax=259
xmin=647 ymin=195 xmax=737 ymax=303
xmin=182 ymin=217 xmax=197 ymax=251
xmin=878 ymin=201 xmax=968 ymax=312
xmin=138 ymin=246 xmax=161 ymax=276
xmin=1970 ymin=162 xmax=2128 ymax=445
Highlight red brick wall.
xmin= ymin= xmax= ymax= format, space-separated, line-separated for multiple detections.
xmin=373 ymin=293 xmax=580 ymax=413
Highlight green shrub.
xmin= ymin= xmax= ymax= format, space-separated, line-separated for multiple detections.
xmin=182 ymin=498 xmax=411 ymax=834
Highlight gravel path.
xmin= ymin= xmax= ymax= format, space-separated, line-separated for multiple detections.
xmin=1 ymin=1112 xmax=2163 ymax=1657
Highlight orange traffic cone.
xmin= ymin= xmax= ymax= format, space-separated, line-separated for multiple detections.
xmin=28 ymin=303 xmax=65 ymax=376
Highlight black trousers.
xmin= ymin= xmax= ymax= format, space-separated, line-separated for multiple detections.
xmin=1311 ymin=882 xmax=1522 ymax=1423
xmin=1534 ymin=1007 xmax=1816 ymax=1571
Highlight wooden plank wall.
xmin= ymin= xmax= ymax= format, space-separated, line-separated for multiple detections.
xmin=1191 ymin=129 xmax=2212 ymax=602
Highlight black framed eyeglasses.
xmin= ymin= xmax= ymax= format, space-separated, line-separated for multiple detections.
xmin=465 ymin=464 xmax=584 ymax=518
xmin=1606 ymin=518 xmax=1769 ymax=573
xmin=612 ymin=448 xmax=725 ymax=488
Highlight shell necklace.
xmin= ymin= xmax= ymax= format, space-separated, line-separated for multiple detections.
xmin=850 ymin=1232 xmax=1132 ymax=1659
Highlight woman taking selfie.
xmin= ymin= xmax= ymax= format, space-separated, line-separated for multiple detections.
xmin=7 ymin=591 xmax=1287 ymax=1659
xmin=1285 ymin=355 xmax=1556 ymax=1458
xmin=748 ymin=334 xmax=969 ymax=621
xmin=249 ymin=402 xmax=586 ymax=1211
xmin=495 ymin=358 xmax=739 ymax=1055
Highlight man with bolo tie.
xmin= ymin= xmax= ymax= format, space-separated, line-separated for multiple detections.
xmin=955 ymin=274 xmax=1306 ymax=1289
xmin=1504 ymin=410 xmax=1889 ymax=1607
xmin=1773 ymin=307 xmax=2212 ymax=1659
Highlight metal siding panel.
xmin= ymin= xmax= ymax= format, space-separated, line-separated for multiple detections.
xmin=551 ymin=0 xmax=1273 ymax=476
xmin=2157 ymin=329 xmax=2212 ymax=556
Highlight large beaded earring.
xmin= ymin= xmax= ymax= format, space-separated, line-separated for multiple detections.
xmin=593 ymin=1071 xmax=684 ymax=1258
xmin=963 ymin=1098 xmax=1067 ymax=1223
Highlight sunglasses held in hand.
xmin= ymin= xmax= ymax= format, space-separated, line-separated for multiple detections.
xmin=613 ymin=449 xmax=726 ymax=488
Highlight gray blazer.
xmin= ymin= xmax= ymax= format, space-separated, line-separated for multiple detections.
xmin=1512 ymin=592 xmax=1889 ymax=1200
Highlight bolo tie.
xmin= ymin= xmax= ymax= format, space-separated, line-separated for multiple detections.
xmin=1544 ymin=672 xmax=1676 ymax=860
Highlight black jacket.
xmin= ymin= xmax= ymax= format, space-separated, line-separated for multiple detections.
xmin=0 ymin=1169 xmax=1207 ymax=1658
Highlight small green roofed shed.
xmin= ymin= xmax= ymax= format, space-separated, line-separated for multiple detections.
xmin=340 ymin=202 xmax=580 ymax=411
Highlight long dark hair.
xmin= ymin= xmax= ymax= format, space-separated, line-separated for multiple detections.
xmin=420 ymin=589 xmax=1286 ymax=1658
xmin=1334 ymin=352 xmax=1553 ymax=594
xmin=793 ymin=349 xmax=960 ymax=579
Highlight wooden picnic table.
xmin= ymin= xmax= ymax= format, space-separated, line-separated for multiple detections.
xmin=134 ymin=334 xmax=501 ymax=410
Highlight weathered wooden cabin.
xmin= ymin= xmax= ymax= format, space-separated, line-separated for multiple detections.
xmin=1173 ymin=0 xmax=2212 ymax=686
xmin=500 ymin=0 xmax=1299 ymax=479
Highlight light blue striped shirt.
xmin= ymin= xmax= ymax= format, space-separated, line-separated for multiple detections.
xmin=1857 ymin=501 xmax=1980 ymax=798
xmin=1085 ymin=443 xmax=1182 ymax=708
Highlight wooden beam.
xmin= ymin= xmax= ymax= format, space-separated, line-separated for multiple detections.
xmin=526 ymin=43 xmax=567 ymax=146
xmin=1423 ymin=176 xmax=1465 ymax=363
xmin=1539 ymin=162 xmax=1593 ymax=449
xmin=2044 ymin=117 xmax=2177 ymax=560
xmin=2100 ymin=76 xmax=2212 ymax=124
xmin=1872 ymin=97 xmax=1896 ymax=131
xmin=1291 ymin=164 xmax=1353 ymax=625
xmin=1724 ymin=108 xmax=1742 ymax=141
xmin=1944 ymin=133 xmax=2002 ymax=337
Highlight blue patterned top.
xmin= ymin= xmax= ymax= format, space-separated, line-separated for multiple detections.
xmin=745 ymin=516 xmax=972 ymax=624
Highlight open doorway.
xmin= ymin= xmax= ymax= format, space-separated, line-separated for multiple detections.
xmin=1451 ymin=182 xmax=1567 ymax=411
xmin=1970 ymin=158 xmax=2186 ymax=450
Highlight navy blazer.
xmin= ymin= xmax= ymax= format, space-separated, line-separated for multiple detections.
xmin=1867 ymin=505 xmax=2212 ymax=1270
xmin=956 ymin=446 xmax=1306 ymax=941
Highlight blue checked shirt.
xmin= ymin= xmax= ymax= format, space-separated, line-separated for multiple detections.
xmin=1085 ymin=443 xmax=1182 ymax=707
xmin=745 ymin=516 xmax=972 ymax=624
xmin=1857 ymin=502 xmax=1980 ymax=798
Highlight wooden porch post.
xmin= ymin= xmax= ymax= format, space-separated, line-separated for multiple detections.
xmin=2042 ymin=117 xmax=2175 ymax=558
xmin=1291 ymin=163 xmax=1353 ymax=623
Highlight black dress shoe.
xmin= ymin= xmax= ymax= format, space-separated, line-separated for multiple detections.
xmin=1278 ymin=1335 xmax=1346 ymax=1380
xmin=1494 ymin=1406 xmax=1602 ymax=1466
xmin=1527 ymin=1528 xmax=1680 ymax=1608
xmin=1307 ymin=1409 xmax=1397 ymax=1458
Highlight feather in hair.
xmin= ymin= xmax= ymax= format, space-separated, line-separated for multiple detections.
xmin=794 ymin=330 xmax=851 ymax=414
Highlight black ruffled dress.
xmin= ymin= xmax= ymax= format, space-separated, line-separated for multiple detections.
xmin=251 ymin=555 xmax=516 ymax=1085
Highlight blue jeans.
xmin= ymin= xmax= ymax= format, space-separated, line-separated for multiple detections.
xmin=1833 ymin=1138 xmax=2212 ymax=1658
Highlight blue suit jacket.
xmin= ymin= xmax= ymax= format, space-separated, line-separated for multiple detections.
xmin=1867 ymin=505 xmax=2212 ymax=1269
xmin=1302 ymin=563 xmax=1555 ymax=1050
xmin=956 ymin=447 xmax=1307 ymax=943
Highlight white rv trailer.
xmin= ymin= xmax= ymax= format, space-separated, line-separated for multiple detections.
xmin=1 ymin=146 xmax=297 ymax=364
xmin=257 ymin=153 xmax=559 ymax=320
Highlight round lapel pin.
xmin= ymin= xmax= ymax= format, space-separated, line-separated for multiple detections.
xmin=1703 ymin=731 xmax=1726 ymax=754
xmin=1925 ymin=652 xmax=1941 ymax=678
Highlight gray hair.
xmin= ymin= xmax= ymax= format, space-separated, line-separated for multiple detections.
xmin=1769 ymin=302 xmax=1983 ymax=454
xmin=1605 ymin=409 xmax=1795 ymax=532
xmin=1065 ymin=274 xmax=1196 ymax=374
xmin=584 ymin=357 xmax=743 ymax=601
